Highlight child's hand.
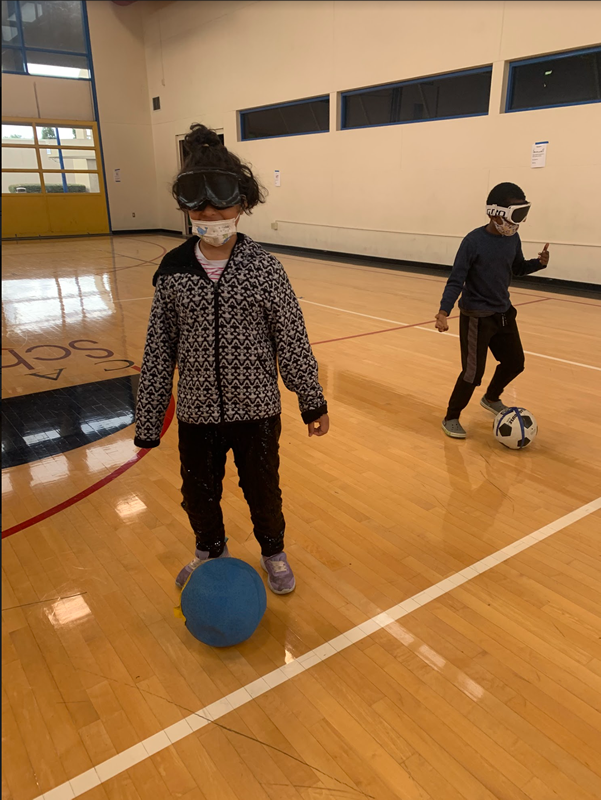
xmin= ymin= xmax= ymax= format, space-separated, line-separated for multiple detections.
xmin=308 ymin=414 xmax=329 ymax=437
xmin=538 ymin=243 xmax=550 ymax=266
xmin=435 ymin=311 xmax=449 ymax=332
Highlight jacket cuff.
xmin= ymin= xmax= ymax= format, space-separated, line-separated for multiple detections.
xmin=302 ymin=403 xmax=328 ymax=425
xmin=134 ymin=435 xmax=161 ymax=449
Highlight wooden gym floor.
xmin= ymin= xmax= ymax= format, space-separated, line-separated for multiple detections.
xmin=2 ymin=233 xmax=601 ymax=800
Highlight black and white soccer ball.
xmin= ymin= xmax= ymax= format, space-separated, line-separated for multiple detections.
xmin=493 ymin=407 xmax=538 ymax=450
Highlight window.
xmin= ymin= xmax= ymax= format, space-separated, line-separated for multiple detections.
xmin=39 ymin=148 xmax=97 ymax=170
xmin=2 ymin=121 xmax=100 ymax=195
xmin=2 ymin=122 xmax=35 ymax=144
xmin=2 ymin=144 xmax=37 ymax=168
xmin=240 ymin=96 xmax=330 ymax=140
xmin=507 ymin=47 xmax=601 ymax=112
xmin=2 ymin=0 xmax=91 ymax=79
xmin=36 ymin=125 xmax=95 ymax=147
xmin=43 ymin=172 xmax=100 ymax=193
xmin=341 ymin=67 xmax=492 ymax=130
xmin=2 ymin=170 xmax=41 ymax=192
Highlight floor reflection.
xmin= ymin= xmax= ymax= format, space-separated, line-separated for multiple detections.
xmin=1 ymin=373 xmax=139 ymax=468
xmin=45 ymin=594 xmax=91 ymax=629
xmin=2 ymin=273 xmax=115 ymax=335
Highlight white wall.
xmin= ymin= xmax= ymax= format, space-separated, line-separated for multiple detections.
xmin=5 ymin=1 xmax=597 ymax=278
xmin=86 ymin=0 xmax=159 ymax=231
xmin=140 ymin=0 xmax=601 ymax=284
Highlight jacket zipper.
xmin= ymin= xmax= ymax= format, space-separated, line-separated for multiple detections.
xmin=214 ymin=284 xmax=224 ymax=422
xmin=208 ymin=235 xmax=240 ymax=423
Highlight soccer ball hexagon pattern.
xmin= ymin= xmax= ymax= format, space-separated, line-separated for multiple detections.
xmin=493 ymin=407 xmax=538 ymax=450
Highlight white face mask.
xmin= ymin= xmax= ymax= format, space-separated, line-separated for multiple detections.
xmin=492 ymin=218 xmax=519 ymax=237
xmin=190 ymin=215 xmax=239 ymax=247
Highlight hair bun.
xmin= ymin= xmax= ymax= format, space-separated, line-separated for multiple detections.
xmin=185 ymin=123 xmax=222 ymax=149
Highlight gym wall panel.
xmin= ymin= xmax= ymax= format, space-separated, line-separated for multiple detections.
xmin=500 ymin=1 xmax=601 ymax=61
xmin=87 ymin=0 xmax=600 ymax=282
xmin=86 ymin=0 xmax=159 ymax=230
xmin=331 ymin=1 xmax=503 ymax=91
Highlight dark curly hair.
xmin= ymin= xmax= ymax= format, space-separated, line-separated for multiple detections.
xmin=173 ymin=123 xmax=266 ymax=213
xmin=487 ymin=182 xmax=526 ymax=206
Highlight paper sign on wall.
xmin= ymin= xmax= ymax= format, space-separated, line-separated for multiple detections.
xmin=531 ymin=142 xmax=548 ymax=168
xmin=114 ymin=168 xmax=121 ymax=182
xmin=274 ymin=170 xmax=281 ymax=187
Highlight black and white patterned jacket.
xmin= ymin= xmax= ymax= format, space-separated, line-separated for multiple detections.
xmin=134 ymin=234 xmax=327 ymax=448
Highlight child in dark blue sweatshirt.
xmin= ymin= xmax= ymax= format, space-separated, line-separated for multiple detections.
xmin=436 ymin=182 xmax=550 ymax=439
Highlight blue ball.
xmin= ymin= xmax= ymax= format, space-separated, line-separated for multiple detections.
xmin=180 ymin=558 xmax=267 ymax=647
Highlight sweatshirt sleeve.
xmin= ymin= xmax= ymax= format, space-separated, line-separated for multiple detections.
xmin=439 ymin=236 xmax=475 ymax=314
xmin=267 ymin=260 xmax=327 ymax=424
xmin=511 ymin=237 xmax=545 ymax=277
xmin=134 ymin=276 xmax=179 ymax=448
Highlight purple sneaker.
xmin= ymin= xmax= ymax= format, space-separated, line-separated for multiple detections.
xmin=260 ymin=552 xmax=296 ymax=595
xmin=175 ymin=544 xmax=230 ymax=589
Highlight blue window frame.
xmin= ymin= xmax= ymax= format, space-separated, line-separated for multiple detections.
xmin=341 ymin=67 xmax=493 ymax=130
xmin=506 ymin=46 xmax=601 ymax=113
xmin=2 ymin=0 xmax=91 ymax=79
xmin=240 ymin=96 xmax=330 ymax=141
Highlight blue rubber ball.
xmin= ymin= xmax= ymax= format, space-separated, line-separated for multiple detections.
xmin=180 ymin=558 xmax=267 ymax=647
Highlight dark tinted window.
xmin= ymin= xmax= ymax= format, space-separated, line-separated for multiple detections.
xmin=507 ymin=47 xmax=601 ymax=111
xmin=20 ymin=0 xmax=85 ymax=52
xmin=342 ymin=68 xmax=492 ymax=129
xmin=2 ymin=45 xmax=24 ymax=72
xmin=241 ymin=96 xmax=329 ymax=140
xmin=2 ymin=1 xmax=21 ymax=45
xmin=2 ymin=0 xmax=90 ymax=78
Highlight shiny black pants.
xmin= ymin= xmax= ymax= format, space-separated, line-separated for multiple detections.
xmin=178 ymin=416 xmax=285 ymax=558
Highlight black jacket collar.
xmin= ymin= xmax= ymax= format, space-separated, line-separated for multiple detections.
xmin=152 ymin=233 xmax=246 ymax=286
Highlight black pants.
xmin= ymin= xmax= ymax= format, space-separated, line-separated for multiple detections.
xmin=178 ymin=416 xmax=285 ymax=558
xmin=446 ymin=307 xmax=525 ymax=420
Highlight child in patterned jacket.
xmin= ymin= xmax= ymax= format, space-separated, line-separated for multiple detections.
xmin=134 ymin=124 xmax=329 ymax=594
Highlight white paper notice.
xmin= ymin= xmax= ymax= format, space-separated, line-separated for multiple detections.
xmin=274 ymin=170 xmax=281 ymax=187
xmin=114 ymin=168 xmax=121 ymax=182
xmin=531 ymin=142 xmax=548 ymax=168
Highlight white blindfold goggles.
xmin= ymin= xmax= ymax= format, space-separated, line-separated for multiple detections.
xmin=486 ymin=202 xmax=531 ymax=224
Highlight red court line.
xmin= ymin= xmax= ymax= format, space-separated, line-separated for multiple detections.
xmin=551 ymin=297 xmax=601 ymax=308
xmin=312 ymin=317 xmax=446 ymax=346
xmin=113 ymin=258 xmax=163 ymax=273
xmin=112 ymin=238 xmax=168 ymax=272
xmin=0 ymin=296 xmax=550 ymax=539
xmin=311 ymin=297 xmax=551 ymax=346
xmin=2 ymin=241 xmax=168 ymax=540
xmin=1 ymin=383 xmax=175 ymax=540
xmin=284 ymin=255 xmax=600 ymax=305
xmin=126 ymin=238 xmax=169 ymax=259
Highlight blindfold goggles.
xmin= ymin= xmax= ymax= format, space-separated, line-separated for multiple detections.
xmin=486 ymin=202 xmax=531 ymax=224
xmin=175 ymin=169 xmax=242 ymax=210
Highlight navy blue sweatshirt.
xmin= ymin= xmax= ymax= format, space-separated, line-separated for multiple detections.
xmin=440 ymin=226 xmax=545 ymax=315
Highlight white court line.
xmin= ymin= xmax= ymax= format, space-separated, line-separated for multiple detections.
xmin=300 ymin=299 xmax=601 ymax=372
xmin=35 ymin=497 xmax=601 ymax=800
